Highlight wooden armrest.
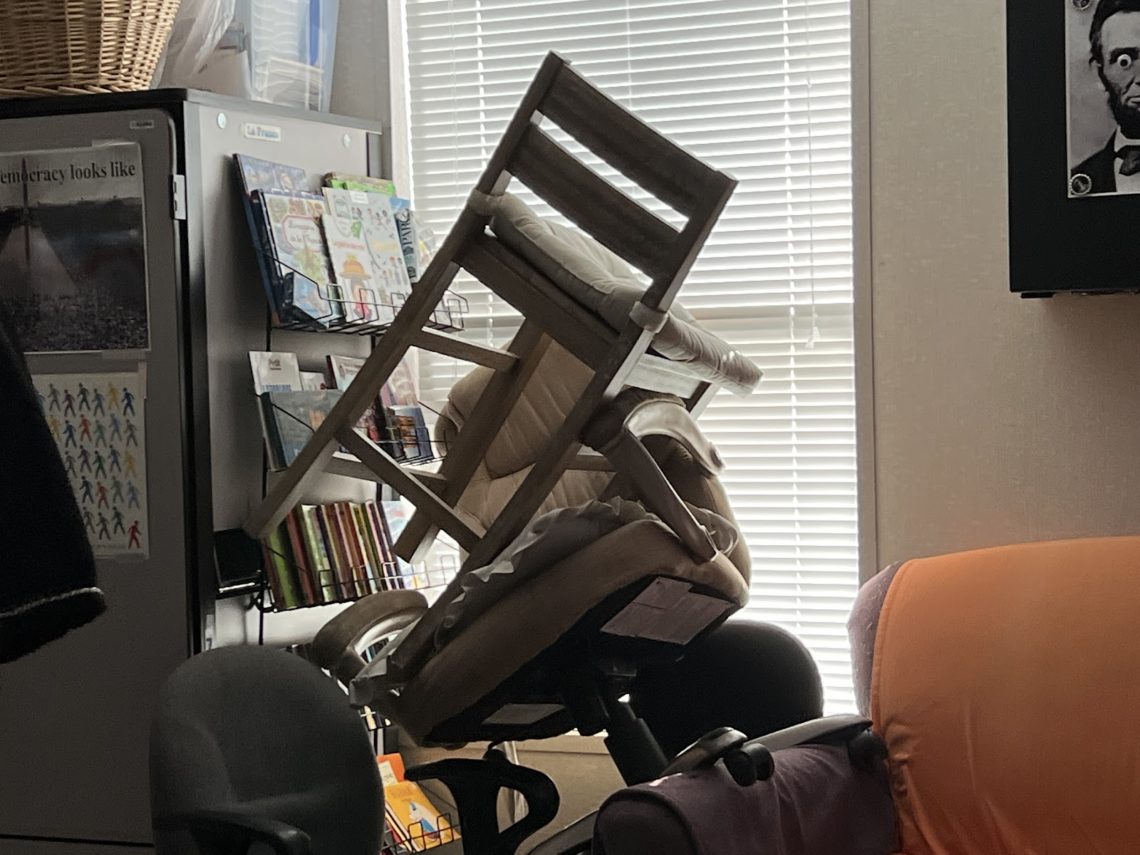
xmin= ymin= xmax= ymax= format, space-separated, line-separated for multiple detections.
xmin=585 ymin=394 xmax=722 ymax=563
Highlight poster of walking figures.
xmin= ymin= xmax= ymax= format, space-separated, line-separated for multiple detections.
xmin=0 ymin=143 xmax=149 ymax=352
xmin=31 ymin=372 xmax=149 ymax=558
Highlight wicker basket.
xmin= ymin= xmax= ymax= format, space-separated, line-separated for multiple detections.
xmin=0 ymin=0 xmax=182 ymax=97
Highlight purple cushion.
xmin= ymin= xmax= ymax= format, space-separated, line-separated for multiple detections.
xmin=593 ymin=744 xmax=896 ymax=855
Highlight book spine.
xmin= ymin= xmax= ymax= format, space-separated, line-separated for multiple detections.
xmin=264 ymin=524 xmax=301 ymax=609
xmin=258 ymin=393 xmax=285 ymax=471
xmin=354 ymin=503 xmax=386 ymax=593
xmin=336 ymin=501 xmax=369 ymax=597
xmin=234 ymin=159 xmax=281 ymax=325
xmin=364 ymin=500 xmax=393 ymax=590
xmin=300 ymin=505 xmax=336 ymax=603
xmin=317 ymin=505 xmax=351 ymax=601
xmin=284 ymin=509 xmax=318 ymax=605
xmin=376 ymin=502 xmax=409 ymax=590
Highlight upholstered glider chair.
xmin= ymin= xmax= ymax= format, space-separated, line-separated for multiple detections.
xmin=298 ymin=50 xmax=827 ymax=855
xmin=592 ymin=537 xmax=1140 ymax=855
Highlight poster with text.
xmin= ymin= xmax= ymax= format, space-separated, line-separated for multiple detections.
xmin=32 ymin=372 xmax=149 ymax=558
xmin=0 ymin=143 xmax=149 ymax=351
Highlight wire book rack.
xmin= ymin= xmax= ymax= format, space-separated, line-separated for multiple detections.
xmin=261 ymin=246 xmax=468 ymax=336
xmin=255 ymin=552 xmax=460 ymax=614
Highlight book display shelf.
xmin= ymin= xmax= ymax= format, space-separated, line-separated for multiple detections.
xmin=225 ymin=151 xmax=474 ymax=647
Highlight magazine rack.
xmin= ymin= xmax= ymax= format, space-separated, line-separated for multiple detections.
xmin=243 ymin=52 xmax=737 ymax=635
xmin=257 ymin=242 xmax=471 ymax=336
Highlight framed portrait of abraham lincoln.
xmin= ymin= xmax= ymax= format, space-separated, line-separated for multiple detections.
xmin=1007 ymin=0 xmax=1140 ymax=294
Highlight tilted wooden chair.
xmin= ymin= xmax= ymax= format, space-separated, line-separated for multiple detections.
xmin=244 ymin=51 xmax=759 ymax=675
xmin=245 ymin=46 xmax=752 ymax=570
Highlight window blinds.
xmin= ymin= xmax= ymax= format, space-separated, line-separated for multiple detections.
xmin=398 ymin=0 xmax=858 ymax=711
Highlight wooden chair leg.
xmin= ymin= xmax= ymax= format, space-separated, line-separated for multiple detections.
xmin=394 ymin=321 xmax=552 ymax=563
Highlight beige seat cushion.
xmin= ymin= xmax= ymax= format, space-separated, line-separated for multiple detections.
xmin=490 ymin=193 xmax=761 ymax=395
xmin=357 ymin=518 xmax=749 ymax=744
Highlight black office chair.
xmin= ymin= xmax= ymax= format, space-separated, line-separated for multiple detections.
xmin=149 ymin=645 xmax=383 ymax=855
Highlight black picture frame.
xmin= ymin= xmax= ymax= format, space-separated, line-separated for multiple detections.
xmin=1008 ymin=0 xmax=1140 ymax=296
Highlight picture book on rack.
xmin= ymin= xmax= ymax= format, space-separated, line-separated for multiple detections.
xmin=261 ymin=190 xmax=341 ymax=326
xmin=321 ymin=212 xmax=381 ymax=325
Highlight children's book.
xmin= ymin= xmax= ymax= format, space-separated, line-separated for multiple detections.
xmin=318 ymin=503 xmax=356 ymax=599
xmin=300 ymin=504 xmax=337 ymax=603
xmin=234 ymin=154 xmax=311 ymax=320
xmin=389 ymin=197 xmax=422 ymax=284
xmin=325 ymin=354 xmax=385 ymax=448
xmin=261 ymin=389 xmax=343 ymax=469
xmin=262 ymin=523 xmax=302 ymax=609
xmin=299 ymin=371 xmax=327 ymax=391
xmin=368 ymin=500 xmax=404 ymax=590
xmin=386 ymin=404 xmax=432 ymax=461
xmin=284 ymin=510 xmax=319 ymax=605
xmin=384 ymin=780 xmax=459 ymax=851
xmin=323 ymin=188 xmax=409 ymax=320
xmin=321 ymin=212 xmax=382 ymax=324
xmin=249 ymin=351 xmax=302 ymax=394
xmin=352 ymin=503 xmax=385 ymax=594
xmin=381 ymin=500 xmax=425 ymax=589
xmin=324 ymin=172 xmax=398 ymax=195
xmin=260 ymin=189 xmax=340 ymax=326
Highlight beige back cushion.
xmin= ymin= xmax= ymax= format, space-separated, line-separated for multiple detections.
xmin=435 ymin=341 xmax=748 ymax=577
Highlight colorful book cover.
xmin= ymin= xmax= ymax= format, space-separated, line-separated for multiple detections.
xmin=381 ymin=500 xmax=424 ymax=589
xmin=321 ymin=212 xmax=381 ymax=324
xmin=234 ymin=154 xmax=311 ymax=319
xmin=260 ymin=189 xmax=341 ymax=326
xmin=367 ymin=500 xmax=402 ymax=590
xmin=263 ymin=523 xmax=302 ymax=609
xmin=379 ymin=354 xmax=420 ymax=408
xmin=262 ymin=389 xmax=343 ymax=470
xmin=324 ymin=172 xmax=397 ymax=195
xmin=335 ymin=501 xmax=369 ymax=597
xmin=284 ymin=510 xmax=318 ymax=605
xmin=352 ymin=503 xmax=385 ymax=594
xmin=377 ymin=753 xmax=406 ymax=785
xmin=322 ymin=188 xmax=406 ymax=322
xmin=323 ymin=186 xmax=412 ymax=321
xmin=386 ymin=404 xmax=432 ymax=461
xmin=300 ymin=504 xmax=337 ymax=603
xmin=388 ymin=196 xmax=422 ymax=284
xmin=319 ymin=503 xmax=355 ymax=600
xmin=384 ymin=780 xmax=458 ymax=851
xmin=249 ymin=350 xmax=302 ymax=394
xmin=299 ymin=371 xmax=327 ymax=391
xmin=324 ymin=354 xmax=388 ymax=449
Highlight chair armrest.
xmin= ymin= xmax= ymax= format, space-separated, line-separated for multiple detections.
xmin=583 ymin=393 xmax=723 ymax=562
xmin=154 ymin=808 xmax=311 ymax=855
xmin=664 ymin=714 xmax=874 ymax=783
xmin=310 ymin=590 xmax=428 ymax=684
xmin=594 ymin=743 xmax=896 ymax=855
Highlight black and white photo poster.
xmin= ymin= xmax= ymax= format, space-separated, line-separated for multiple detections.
xmin=0 ymin=143 xmax=148 ymax=352
xmin=1068 ymin=0 xmax=1140 ymax=196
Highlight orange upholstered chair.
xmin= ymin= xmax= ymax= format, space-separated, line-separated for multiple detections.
xmin=593 ymin=537 xmax=1140 ymax=855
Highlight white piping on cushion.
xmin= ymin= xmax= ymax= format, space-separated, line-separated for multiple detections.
xmin=0 ymin=586 xmax=104 ymax=620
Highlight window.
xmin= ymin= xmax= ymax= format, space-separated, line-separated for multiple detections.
xmin=393 ymin=0 xmax=858 ymax=711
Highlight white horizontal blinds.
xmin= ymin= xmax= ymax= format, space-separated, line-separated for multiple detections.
xmin=403 ymin=0 xmax=857 ymax=711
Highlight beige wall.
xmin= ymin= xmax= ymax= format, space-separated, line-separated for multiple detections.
xmin=863 ymin=0 xmax=1140 ymax=572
